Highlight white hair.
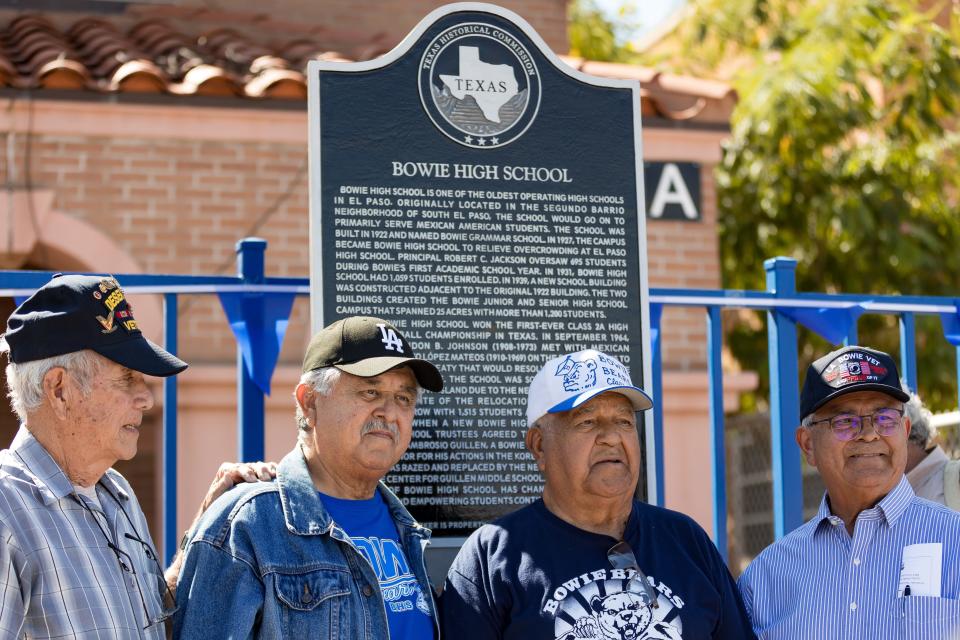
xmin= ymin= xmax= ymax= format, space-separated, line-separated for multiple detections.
xmin=904 ymin=391 xmax=935 ymax=448
xmin=3 ymin=349 xmax=104 ymax=422
xmin=294 ymin=366 xmax=342 ymax=432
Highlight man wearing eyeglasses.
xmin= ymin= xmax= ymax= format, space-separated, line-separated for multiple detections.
xmin=738 ymin=345 xmax=960 ymax=639
xmin=440 ymin=349 xmax=755 ymax=639
xmin=0 ymin=274 xmax=275 ymax=639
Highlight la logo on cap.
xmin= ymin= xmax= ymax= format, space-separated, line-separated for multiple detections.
xmin=378 ymin=324 xmax=404 ymax=353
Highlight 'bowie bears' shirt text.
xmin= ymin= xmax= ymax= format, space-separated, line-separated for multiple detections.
xmin=440 ymin=499 xmax=755 ymax=640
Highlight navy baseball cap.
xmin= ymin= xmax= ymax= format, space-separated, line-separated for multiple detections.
xmin=3 ymin=274 xmax=187 ymax=377
xmin=799 ymin=345 xmax=908 ymax=420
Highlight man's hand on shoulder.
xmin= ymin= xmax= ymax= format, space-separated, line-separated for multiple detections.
xmin=198 ymin=461 xmax=277 ymax=514
xmin=165 ymin=461 xmax=277 ymax=595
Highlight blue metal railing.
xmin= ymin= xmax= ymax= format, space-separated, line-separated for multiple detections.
xmin=1 ymin=241 xmax=957 ymax=564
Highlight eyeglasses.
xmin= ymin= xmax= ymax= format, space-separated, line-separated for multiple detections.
xmin=72 ymin=490 xmax=178 ymax=630
xmin=607 ymin=541 xmax=659 ymax=609
xmin=809 ymin=407 xmax=904 ymax=441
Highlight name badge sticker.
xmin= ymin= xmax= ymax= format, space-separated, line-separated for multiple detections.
xmin=897 ymin=543 xmax=942 ymax=597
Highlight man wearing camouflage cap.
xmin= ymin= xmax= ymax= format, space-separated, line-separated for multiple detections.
xmin=175 ymin=316 xmax=444 ymax=639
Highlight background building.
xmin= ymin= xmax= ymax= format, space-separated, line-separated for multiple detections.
xmin=0 ymin=0 xmax=753 ymax=561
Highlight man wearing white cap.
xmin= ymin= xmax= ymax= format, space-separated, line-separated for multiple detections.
xmin=440 ymin=349 xmax=754 ymax=639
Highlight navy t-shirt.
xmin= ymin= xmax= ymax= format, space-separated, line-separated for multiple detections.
xmin=440 ymin=499 xmax=755 ymax=640
xmin=319 ymin=490 xmax=434 ymax=640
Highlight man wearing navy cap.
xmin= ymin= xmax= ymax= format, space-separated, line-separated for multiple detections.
xmin=738 ymin=345 xmax=960 ymax=639
xmin=440 ymin=349 xmax=754 ymax=639
xmin=175 ymin=316 xmax=444 ymax=639
xmin=0 ymin=274 xmax=275 ymax=639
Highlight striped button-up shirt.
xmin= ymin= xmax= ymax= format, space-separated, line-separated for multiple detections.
xmin=0 ymin=427 xmax=166 ymax=639
xmin=738 ymin=476 xmax=960 ymax=639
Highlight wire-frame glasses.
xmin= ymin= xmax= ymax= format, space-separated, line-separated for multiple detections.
xmin=72 ymin=490 xmax=178 ymax=630
xmin=607 ymin=541 xmax=660 ymax=609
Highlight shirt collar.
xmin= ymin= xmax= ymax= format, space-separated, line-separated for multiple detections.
xmin=811 ymin=474 xmax=915 ymax=536
xmin=276 ymin=445 xmax=428 ymax=538
xmin=11 ymin=426 xmax=75 ymax=504
xmin=11 ymin=426 xmax=129 ymax=506
xmin=97 ymin=471 xmax=131 ymax=503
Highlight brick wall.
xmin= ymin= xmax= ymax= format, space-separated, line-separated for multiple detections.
xmin=647 ymin=169 xmax=720 ymax=371
xmin=11 ymin=135 xmax=315 ymax=365
xmin=12 ymin=132 xmax=718 ymax=372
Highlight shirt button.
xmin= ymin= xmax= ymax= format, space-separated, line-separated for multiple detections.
xmin=850 ymin=602 xmax=858 ymax=611
xmin=853 ymin=558 xmax=861 ymax=566
xmin=362 ymin=585 xmax=374 ymax=597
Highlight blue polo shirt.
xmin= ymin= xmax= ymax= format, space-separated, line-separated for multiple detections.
xmin=319 ymin=490 xmax=434 ymax=639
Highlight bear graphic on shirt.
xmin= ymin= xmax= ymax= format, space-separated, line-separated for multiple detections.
xmin=546 ymin=571 xmax=684 ymax=640
xmin=560 ymin=592 xmax=682 ymax=640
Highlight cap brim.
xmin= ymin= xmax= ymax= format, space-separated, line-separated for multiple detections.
xmin=336 ymin=356 xmax=443 ymax=392
xmin=94 ymin=337 xmax=188 ymax=377
xmin=804 ymin=383 xmax=910 ymax=419
xmin=548 ymin=385 xmax=653 ymax=415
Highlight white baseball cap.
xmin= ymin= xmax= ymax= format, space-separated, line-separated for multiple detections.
xmin=525 ymin=349 xmax=653 ymax=427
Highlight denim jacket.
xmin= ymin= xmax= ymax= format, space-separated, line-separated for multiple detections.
xmin=173 ymin=446 xmax=437 ymax=639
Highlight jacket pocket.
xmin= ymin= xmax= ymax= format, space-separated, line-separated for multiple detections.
xmin=273 ymin=569 xmax=351 ymax=638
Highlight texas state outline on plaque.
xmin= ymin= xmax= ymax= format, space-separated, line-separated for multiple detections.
xmin=439 ymin=46 xmax=519 ymax=123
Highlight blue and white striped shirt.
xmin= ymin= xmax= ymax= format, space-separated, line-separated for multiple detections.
xmin=738 ymin=476 xmax=960 ymax=639
xmin=0 ymin=427 xmax=166 ymax=639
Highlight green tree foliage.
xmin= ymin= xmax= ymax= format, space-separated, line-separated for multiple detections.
xmin=666 ymin=0 xmax=960 ymax=410
xmin=568 ymin=0 xmax=640 ymax=62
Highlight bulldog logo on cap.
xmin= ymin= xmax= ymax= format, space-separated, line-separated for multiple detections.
xmin=555 ymin=355 xmax=598 ymax=393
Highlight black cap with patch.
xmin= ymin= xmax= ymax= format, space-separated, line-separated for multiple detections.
xmin=4 ymin=274 xmax=187 ymax=377
xmin=302 ymin=316 xmax=443 ymax=392
xmin=800 ymin=345 xmax=908 ymax=420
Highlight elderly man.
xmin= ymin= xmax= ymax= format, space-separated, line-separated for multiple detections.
xmin=174 ymin=315 xmax=444 ymax=638
xmin=0 ymin=274 xmax=274 ymax=638
xmin=441 ymin=349 xmax=755 ymax=640
xmin=738 ymin=345 xmax=960 ymax=639
xmin=904 ymin=391 xmax=960 ymax=509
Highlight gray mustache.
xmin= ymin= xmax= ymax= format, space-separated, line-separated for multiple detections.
xmin=361 ymin=419 xmax=399 ymax=438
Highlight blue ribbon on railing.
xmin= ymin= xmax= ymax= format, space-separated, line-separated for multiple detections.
xmin=217 ymin=291 xmax=296 ymax=395
xmin=779 ymin=304 xmax=865 ymax=345
xmin=940 ymin=301 xmax=960 ymax=347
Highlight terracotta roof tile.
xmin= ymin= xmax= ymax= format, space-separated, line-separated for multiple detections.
xmin=0 ymin=14 xmax=734 ymax=122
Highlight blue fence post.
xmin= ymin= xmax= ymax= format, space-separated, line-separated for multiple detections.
xmin=237 ymin=238 xmax=267 ymax=462
xmin=162 ymin=293 xmax=179 ymax=566
xmin=899 ymin=313 xmax=918 ymax=391
xmin=649 ymin=304 xmax=665 ymax=507
xmin=765 ymin=257 xmax=804 ymax=538
xmin=956 ymin=347 xmax=960 ymax=411
xmin=706 ymin=306 xmax=727 ymax=559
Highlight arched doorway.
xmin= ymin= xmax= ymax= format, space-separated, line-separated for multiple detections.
xmin=0 ymin=193 xmax=165 ymax=540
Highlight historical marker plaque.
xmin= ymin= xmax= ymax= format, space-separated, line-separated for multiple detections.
xmin=308 ymin=2 xmax=653 ymax=538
